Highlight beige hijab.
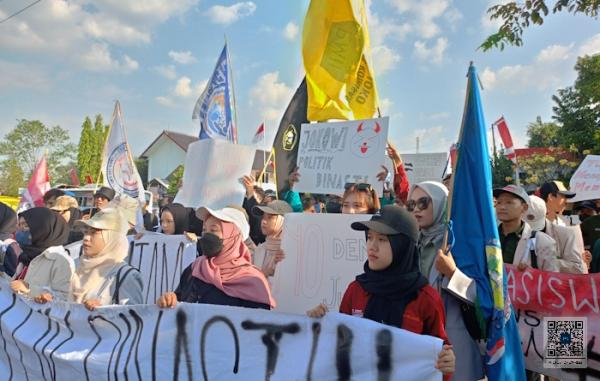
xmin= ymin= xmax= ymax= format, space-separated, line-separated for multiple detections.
xmin=253 ymin=214 xmax=285 ymax=276
xmin=71 ymin=228 xmax=130 ymax=303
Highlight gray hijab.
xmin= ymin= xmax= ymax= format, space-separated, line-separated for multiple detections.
xmin=410 ymin=181 xmax=449 ymax=276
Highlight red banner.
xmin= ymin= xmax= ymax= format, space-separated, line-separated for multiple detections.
xmin=494 ymin=117 xmax=516 ymax=162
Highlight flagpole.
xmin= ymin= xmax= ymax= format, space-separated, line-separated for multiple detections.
xmin=225 ymin=35 xmax=239 ymax=143
xmin=262 ymin=121 xmax=266 ymax=183
xmin=491 ymin=121 xmax=498 ymax=165
xmin=258 ymin=149 xmax=274 ymax=188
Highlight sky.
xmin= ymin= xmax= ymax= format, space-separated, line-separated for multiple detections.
xmin=1 ymin=0 xmax=599 ymax=157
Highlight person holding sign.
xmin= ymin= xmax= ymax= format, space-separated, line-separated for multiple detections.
xmin=10 ymin=207 xmax=74 ymax=302
xmin=66 ymin=208 xmax=143 ymax=310
xmin=341 ymin=182 xmax=381 ymax=214
xmin=157 ymin=207 xmax=275 ymax=310
xmin=409 ymin=181 xmax=485 ymax=380
xmin=252 ymin=200 xmax=293 ymax=278
xmin=307 ymin=205 xmax=455 ymax=378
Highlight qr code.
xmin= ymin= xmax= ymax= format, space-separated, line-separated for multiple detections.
xmin=543 ymin=317 xmax=587 ymax=368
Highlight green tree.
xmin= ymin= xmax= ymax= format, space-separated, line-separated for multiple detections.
xmin=481 ymin=1 xmax=600 ymax=51
xmin=77 ymin=117 xmax=94 ymax=182
xmin=167 ymin=166 xmax=184 ymax=197
xmin=491 ymin=154 xmax=515 ymax=188
xmin=0 ymin=120 xmax=76 ymax=186
xmin=90 ymin=114 xmax=109 ymax=181
xmin=526 ymin=116 xmax=561 ymax=147
xmin=551 ymin=55 xmax=600 ymax=153
xmin=135 ymin=157 xmax=149 ymax=187
xmin=0 ymin=159 xmax=25 ymax=195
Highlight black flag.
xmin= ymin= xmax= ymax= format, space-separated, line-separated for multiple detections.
xmin=272 ymin=78 xmax=308 ymax=196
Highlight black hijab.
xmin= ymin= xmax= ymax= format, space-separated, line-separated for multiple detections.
xmin=356 ymin=233 xmax=428 ymax=328
xmin=0 ymin=202 xmax=17 ymax=241
xmin=161 ymin=204 xmax=189 ymax=234
xmin=19 ymin=207 xmax=69 ymax=266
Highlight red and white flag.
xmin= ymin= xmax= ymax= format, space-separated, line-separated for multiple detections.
xmin=18 ymin=155 xmax=51 ymax=211
xmin=69 ymin=167 xmax=80 ymax=186
xmin=252 ymin=123 xmax=265 ymax=145
xmin=494 ymin=116 xmax=516 ymax=162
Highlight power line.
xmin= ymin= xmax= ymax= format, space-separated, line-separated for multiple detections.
xmin=0 ymin=0 xmax=42 ymax=24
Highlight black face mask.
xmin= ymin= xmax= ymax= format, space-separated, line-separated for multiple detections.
xmin=199 ymin=232 xmax=224 ymax=258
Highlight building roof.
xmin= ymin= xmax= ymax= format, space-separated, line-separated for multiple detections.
xmin=140 ymin=130 xmax=198 ymax=158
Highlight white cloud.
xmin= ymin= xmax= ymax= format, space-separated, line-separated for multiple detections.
xmin=414 ymin=37 xmax=448 ymax=64
xmin=283 ymin=22 xmax=299 ymax=41
xmin=168 ymin=50 xmax=198 ymax=65
xmin=205 ymin=1 xmax=256 ymax=25
xmin=579 ymin=33 xmax=600 ymax=56
xmin=156 ymin=76 xmax=207 ymax=107
xmin=371 ymin=45 xmax=401 ymax=74
xmin=401 ymin=125 xmax=454 ymax=153
xmin=249 ymin=72 xmax=293 ymax=122
xmin=536 ymin=44 xmax=573 ymax=63
xmin=0 ymin=0 xmax=200 ymax=72
xmin=379 ymin=98 xmax=393 ymax=115
xmin=480 ymin=0 xmax=512 ymax=30
xmin=385 ymin=0 xmax=457 ymax=39
xmin=79 ymin=43 xmax=139 ymax=73
xmin=154 ymin=65 xmax=177 ymax=80
xmin=155 ymin=96 xmax=175 ymax=107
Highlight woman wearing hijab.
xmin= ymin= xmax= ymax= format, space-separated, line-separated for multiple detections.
xmin=69 ymin=207 xmax=143 ymax=310
xmin=0 ymin=202 xmax=18 ymax=276
xmin=157 ymin=207 xmax=275 ymax=310
xmin=251 ymin=200 xmax=293 ymax=278
xmin=307 ymin=205 xmax=455 ymax=379
xmin=9 ymin=207 xmax=74 ymax=301
xmin=408 ymin=181 xmax=484 ymax=381
xmin=160 ymin=204 xmax=190 ymax=235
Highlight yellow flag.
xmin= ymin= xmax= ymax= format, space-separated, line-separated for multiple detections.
xmin=302 ymin=0 xmax=379 ymax=121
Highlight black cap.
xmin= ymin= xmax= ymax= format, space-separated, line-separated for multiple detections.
xmin=252 ymin=200 xmax=293 ymax=216
xmin=493 ymin=184 xmax=530 ymax=205
xmin=264 ymin=189 xmax=276 ymax=198
xmin=574 ymin=200 xmax=598 ymax=212
xmin=93 ymin=186 xmax=116 ymax=201
xmin=539 ymin=181 xmax=576 ymax=200
xmin=351 ymin=205 xmax=419 ymax=242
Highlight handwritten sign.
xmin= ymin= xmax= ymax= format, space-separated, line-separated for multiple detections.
xmin=174 ymin=139 xmax=256 ymax=209
xmin=0 ymin=279 xmax=443 ymax=381
xmin=569 ymin=155 xmax=600 ymax=203
xmin=402 ymin=153 xmax=448 ymax=185
xmin=272 ymin=214 xmax=369 ymax=314
xmin=294 ymin=117 xmax=389 ymax=195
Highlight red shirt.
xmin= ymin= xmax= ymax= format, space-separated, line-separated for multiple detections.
xmin=393 ymin=163 xmax=410 ymax=205
xmin=340 ymin=281 xmax=451 ymax=379
xmin=339 ymin=281 xmax=449 ymax=343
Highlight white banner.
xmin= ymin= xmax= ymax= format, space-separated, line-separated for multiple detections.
xmin=174 ymin=139 xmax=256 ymax=209
xmin=295 ymin=118 xmax=389 ymax=195
xmin=402 ymin=153 xmax=448 ymax=185
xmin=63 ymin=234 xmax=197 ymax=304
xmin=569 ymin=155 xmax=600 ymax=203
xmin=272 ymin=214 xmax=368 ymax=315
xmin=0 ymin=279 xmax=443 ymax=381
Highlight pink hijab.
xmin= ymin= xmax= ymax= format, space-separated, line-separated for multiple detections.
xmin=191 ymin=220 xmax=276 ymax=308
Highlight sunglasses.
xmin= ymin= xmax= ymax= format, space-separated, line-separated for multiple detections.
xmin=406 ymin=197 xmax=431 ymax=212
xmin=344 ymin=182 xmax=372 ymax=192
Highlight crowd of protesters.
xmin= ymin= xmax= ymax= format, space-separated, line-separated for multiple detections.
xmin=1 ymin=141 xmax=599 ymax=380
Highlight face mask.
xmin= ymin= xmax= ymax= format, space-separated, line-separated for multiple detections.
xmin=199 ymin=232 xmax=224 ymax=258
xmin=16 ymin=231 xmax=32 ymax=246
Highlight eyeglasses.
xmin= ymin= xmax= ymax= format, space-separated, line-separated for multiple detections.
xmin=406 ymin=197 xmax=431 ymax=212
xmin=344 ymin=182 xmax=372 ymax=192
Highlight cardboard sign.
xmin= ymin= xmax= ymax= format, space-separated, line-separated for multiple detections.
xmin=402 ymin=153 xmax=448 ymax=185
xmin=174 ymin=139 xmax=256 ymax=209
xmin=272 ymin=213 xmax=369 ymax=314
xmin=294 ymin=118 xmax=389 ymax=195
xmin=569 ymin=155 xmax=600 ymax=203
xmin=0 ymin=278 xmax=443 ymax=381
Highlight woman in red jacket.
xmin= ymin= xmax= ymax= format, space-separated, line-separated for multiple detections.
xmin=308 ymin=205 xmax=455 ymax=378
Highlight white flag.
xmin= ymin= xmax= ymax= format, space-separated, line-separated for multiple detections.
xmin=101 ymin=101 xmax=145 ymax=200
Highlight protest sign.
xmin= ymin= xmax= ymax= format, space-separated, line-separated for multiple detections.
xmin=569 ymin=155 xmax=600 ymax=203
xmin=174 ymin=139 xmax=256 ymax=209
xmin=294 ymin=117 xmax=389 ymax=195
xmin=402 ymin=153 xmax=448 ymax=185
xmin=127 ymin=233 xmax=197 ymax=303
xmin=507 ymin=265 xmax=600 ymax=380
xmin=272 ymin=213 xmax=368 ymax=314
xmin=0 ymin=278 xmax=443 ymax=381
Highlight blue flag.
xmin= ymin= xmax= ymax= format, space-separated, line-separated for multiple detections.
xmin=450 ymin=63 xmax=526 ymax=381
xmin=192 ymin=44 xmax=237 ymax=142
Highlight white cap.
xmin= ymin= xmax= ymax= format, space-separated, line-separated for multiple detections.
xmin=75 ymin=207 xmax=128 ymax=233
xmin=196 ymin=207 xmax=250 ymax=240
xmin=524 ymin=195 xmax=547 ymax=231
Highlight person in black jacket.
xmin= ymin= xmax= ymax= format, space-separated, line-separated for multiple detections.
xmin=156 ymin=207 xmax=275 ymax=310
xmin=240 ymin=175 xmax=269 ymax=245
